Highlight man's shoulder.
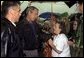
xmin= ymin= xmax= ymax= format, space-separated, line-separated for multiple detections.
xmin=1 ymin=19 xmax=9 ymax=30
xmin=17 ymin=20 xmax=29 ymax=27
xmin=1 ymin=19 xmax=12 ymax=34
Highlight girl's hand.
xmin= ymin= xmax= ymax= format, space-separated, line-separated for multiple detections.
xmin=67 ymin=41 xmax=74 ymax=46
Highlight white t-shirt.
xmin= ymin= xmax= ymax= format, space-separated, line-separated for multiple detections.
xmin=52 ymin=34 xmax=71 ymax=57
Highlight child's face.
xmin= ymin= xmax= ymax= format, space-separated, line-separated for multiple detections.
xmin=53 ymin=23 xmax=61 ymax=35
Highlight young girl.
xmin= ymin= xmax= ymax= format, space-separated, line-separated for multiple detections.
xmin=48 ymin=21 xmax=71 ymax=57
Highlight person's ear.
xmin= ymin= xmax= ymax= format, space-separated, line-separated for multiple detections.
xmin=9 ymin=8 xmax=14 ymax=15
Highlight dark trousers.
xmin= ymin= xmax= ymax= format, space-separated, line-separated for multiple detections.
xmin=23 ymin=49 xmax=39 ymax=57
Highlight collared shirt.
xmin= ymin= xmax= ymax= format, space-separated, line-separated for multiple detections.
xmin=8 ymin=20 xmax=16 ymax=27
xmin=52 ymin=34 xmax=71 ymax=57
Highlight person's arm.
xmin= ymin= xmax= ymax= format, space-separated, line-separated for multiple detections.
xmin=1 ymin=28 xmax=9 ymax=57
xmin=48 ymin=39 xmax=62 ymax=54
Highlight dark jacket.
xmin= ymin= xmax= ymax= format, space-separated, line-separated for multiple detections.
xmin=1 ymin=18 xmax=23 ymax=57
xmin=17 ymin=19 xmax=39 ymax=50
